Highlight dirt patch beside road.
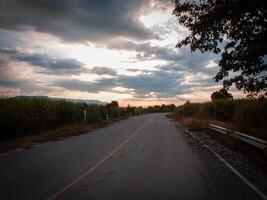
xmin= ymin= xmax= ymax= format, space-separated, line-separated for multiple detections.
xmin=0 ymin=117 xmax=128 ymax=154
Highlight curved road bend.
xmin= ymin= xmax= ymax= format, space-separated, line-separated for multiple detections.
xmin=0 ymin=113 xmax=264 ymax=200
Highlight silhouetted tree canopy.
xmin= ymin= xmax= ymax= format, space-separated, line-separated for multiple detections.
xmin=211 ymin=88 xmax=233 ymax=101
xmin=173 ymin=0 xmax=267 ymax=96
xmin=109 ymin=101 xmax=119 ymax=107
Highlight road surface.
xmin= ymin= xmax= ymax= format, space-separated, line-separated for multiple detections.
xmin=0 ymin=113 xmax=264 ymax=200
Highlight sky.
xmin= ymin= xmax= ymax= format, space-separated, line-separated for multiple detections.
xmin=0 ymin=0 xmax=244 ymax=106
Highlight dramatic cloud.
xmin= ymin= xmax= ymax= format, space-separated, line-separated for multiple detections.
xmin=0 ymin=79 xmax=43 ymax=93
xmin=54 ymin=78 xmax=117 ymax=93
xmin=16 ymin=54 xmax=86 ymax=75
xmin=118 ymin=70 xmax=183 ymax=97
xmin=0 ymin=48 xmax=18 ymax=55
xmin=90 ymin=66 xmax=117 ymax=76
xmin=0 ymin=46 xmax=219 ymax=99
xmin=0 ymin=0 xmax=230 ymax=104
xmin=53 ymin=66 xmax=216 ymax=98
xmin=0 ymin=48 xmax=87 ymax=75
xmin=106 ymin=39 xmax=219 ymax=76
xmin=118 ymin=68 xmax=216 ymax=98
xmin=0 ymin=0 xmax=155 ymax=42
xmin=106 ymin=40 xmax=179 ymax=61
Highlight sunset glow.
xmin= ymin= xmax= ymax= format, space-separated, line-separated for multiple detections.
xmin=0 ymin=0 xmax=239 ymax=106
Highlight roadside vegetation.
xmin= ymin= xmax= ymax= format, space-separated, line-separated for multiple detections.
xmin=0 ymin=96 xmax=175 ymax=141
xmin=172 ymin=98 xmax=267 ymax=140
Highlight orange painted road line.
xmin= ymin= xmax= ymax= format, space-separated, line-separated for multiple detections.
xmin=47 ymin=116 xmax=152 ymax=200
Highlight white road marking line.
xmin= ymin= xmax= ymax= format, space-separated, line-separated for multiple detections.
xmin=185 ymin=128 xmax=267 ymax=200
xmin=47 ymin=116 xmax=153 ymax=200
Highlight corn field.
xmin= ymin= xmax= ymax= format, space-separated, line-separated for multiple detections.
xmin=0 ymin=96 xmax=175 ymax=140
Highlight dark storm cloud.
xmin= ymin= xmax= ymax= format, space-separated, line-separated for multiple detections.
xmin=126 ymin=68 xmax=153 ymax=73
xmin=90 ymin=66 xmax=117 ymax=76
xmin=54 ymin=78 xmax=117 ymax=93
xmin=107 ymin=40 xmax=219 ymax=76
xmin=0 ymin=79 xmax=25 ymax=88
xmin=53 ymin=67 xmax=214 ymax=98
xmin=53 ymin=72 xmax=183 ymax=98
xmin=15 ymin=54 xmax=87 ymax=75
xmin=118 ymin=70 xmax=183 ymax=95
xmin=0 ymin=0 xmax=221 ymax=99
xmin=0 ymin=48 xmax=17 ymax=67
xmin=0 ymin=79 xmax=43 ymax=93
xmin=0 ymin=48 xmax=18 ymax=55
xmin=0 ymin=46 xmax=218 ymax=98
xmin=117 ymin=69 xmax=215 ymax=98
xmin=0 ymin=0 xmax=155 ymax=42
xmin=106 ymin=40 xmax=180 ymax=61
xmin=0 ymin=63 xmax=48 ymax=93
xmin=0 ymin=74 xmax=48 ymax=94
xmin=0 ymin=48 xmax=87 ymax=75
xmin=156 ymin=54 xmax=219 ymax=76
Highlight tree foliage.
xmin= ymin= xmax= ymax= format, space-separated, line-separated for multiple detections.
xmin=173 ymin=0 xmax=267 ymax=96
xmin=109 ymin=101 xmax=119 ymax=108
xmin=211 ymin=88 xmax=233 ymax=101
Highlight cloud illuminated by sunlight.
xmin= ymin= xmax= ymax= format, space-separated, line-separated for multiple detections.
xmin=0 ymin=0 xmax=242 ymax=106
xmin=140 ymin=11 xmax=172 ymax=28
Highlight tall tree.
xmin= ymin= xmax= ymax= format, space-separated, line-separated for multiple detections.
xmin=109 ymin=101 xmax=119 ymax=107
xmin=173 ymin=0 xmax=267 ymax=96
xmin=211 ymin=88 xmax=233 ymax=101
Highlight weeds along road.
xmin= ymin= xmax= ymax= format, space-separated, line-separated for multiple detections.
xmin=0 ymin=113 xmax=264 ymax=200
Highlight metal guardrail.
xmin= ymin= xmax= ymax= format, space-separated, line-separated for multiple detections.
xmin=208 ymin=124 xmax=267 ymax=150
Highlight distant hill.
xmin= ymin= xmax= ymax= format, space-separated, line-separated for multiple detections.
xmin=13 ymin=96 xmax=107 ymax=105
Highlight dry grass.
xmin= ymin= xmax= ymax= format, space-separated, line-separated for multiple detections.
xmin=168 ymin=114 xmax=209 ymax=130
xmin=0 ymin=117 xmax=127 ymax=154
xmin=169 ymin=112 xmax=266 ymax=140
xmin=168 ymin=114 xmax=267 ymax=167
xmin=179 ymin=117 xmax=209 ymax=130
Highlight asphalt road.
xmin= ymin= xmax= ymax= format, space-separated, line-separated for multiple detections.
xmin=0 ymin=113 xmax=263 ymax=200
